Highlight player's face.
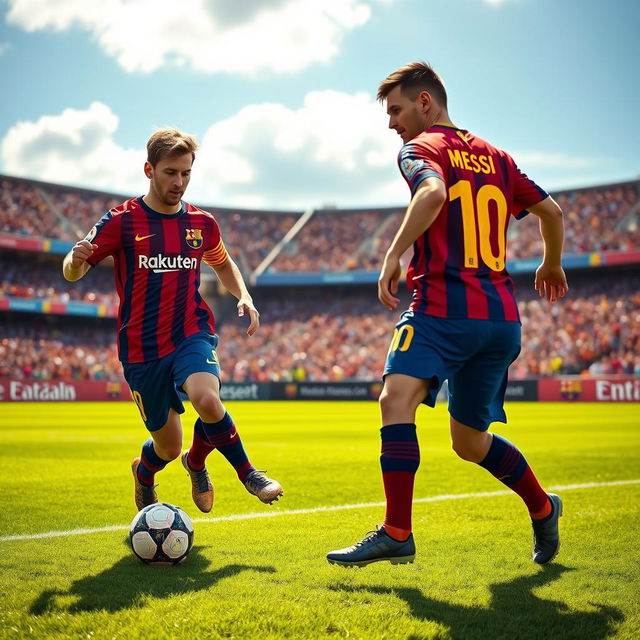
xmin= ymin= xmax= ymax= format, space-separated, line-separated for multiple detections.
xmin=386 ymin=85 xmax=429 ymax=144
xmin=146 ymin=153 xmax=193 ymax=208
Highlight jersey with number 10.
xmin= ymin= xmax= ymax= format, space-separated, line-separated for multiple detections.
xmin=398 ymin=123 xmax=548 ymax=322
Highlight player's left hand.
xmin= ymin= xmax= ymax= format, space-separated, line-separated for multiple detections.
xmin=534 ymin=263 xmax=568 ymax=303
xmin=238 ymin=298 xmax=260 ymax=336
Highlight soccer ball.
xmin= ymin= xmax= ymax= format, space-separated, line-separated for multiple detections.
xmin=129 ymin=503 xmax=194 ymax=565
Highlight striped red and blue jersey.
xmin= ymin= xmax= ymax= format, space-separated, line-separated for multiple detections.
xmin=398 ymin=123 xmax=548 ymax=322
xmin=84 ymin=197 xmax=229 ymax=363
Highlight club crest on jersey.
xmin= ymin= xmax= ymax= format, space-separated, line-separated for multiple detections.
xmin=185 ymin=228 xmax=203 ymax=249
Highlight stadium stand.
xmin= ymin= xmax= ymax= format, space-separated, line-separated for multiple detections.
xmin=0 ymin=175 xmax=302 ymax=274
xmin=2 ymin=271 xmax=638 ymax=382
xmin=508 ymin=181 xmax=640 ymax=258
xmin=0 ymin=252 xmax=116 ymax=305
xmin=0 ymin=314 xmax=121 ymax=381
xmin=268 ymin=207 xmax=405 ymax=273
xmin=0 ymin=175 xmax=638 ymax=385
xmin=2 ymin=175 xmax=638 ymax=270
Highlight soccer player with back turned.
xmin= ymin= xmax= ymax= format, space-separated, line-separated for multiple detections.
xmin=63 ymin=128 xmax=283 ymax=513
xmin=327 ymin=62 xmax=567 ymax=567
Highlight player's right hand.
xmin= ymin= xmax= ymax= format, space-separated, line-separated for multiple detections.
xmin=70 ymin=240 xmax=98 ymax=267
xmin=378 ymin=254 xmax=402 ymax=310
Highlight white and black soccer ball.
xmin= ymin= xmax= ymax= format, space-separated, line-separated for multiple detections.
xmin=129 ymin=503 xmax=194 ymax=565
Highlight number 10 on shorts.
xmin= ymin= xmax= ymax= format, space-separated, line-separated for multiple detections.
xmin=389 ymin=324 xmax=414 ymax=352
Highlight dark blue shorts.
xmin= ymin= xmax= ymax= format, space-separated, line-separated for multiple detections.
xmin=383 ymin=311 xmax=521 ymax=432
xmin=123 ymin=332 xmax=220 ymax=431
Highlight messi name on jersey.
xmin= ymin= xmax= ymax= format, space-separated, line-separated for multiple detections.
xmin=138 ymin=253 xmax=198 ymax=273
xmin=447 ymin=149 xmax=496 ymax=175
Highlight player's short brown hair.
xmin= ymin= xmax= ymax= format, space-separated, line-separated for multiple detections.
xmin=377 ymin=61 xmax=447 ymax=108
xmin=146 ymin=127 xmax=198 ymax=166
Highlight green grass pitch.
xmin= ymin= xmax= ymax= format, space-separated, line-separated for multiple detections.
xmin=1 ymin=400 xmax=639 ymax=640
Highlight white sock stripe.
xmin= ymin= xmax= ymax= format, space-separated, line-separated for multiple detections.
xmin=1 ymin=478 xmax=638 ymax=543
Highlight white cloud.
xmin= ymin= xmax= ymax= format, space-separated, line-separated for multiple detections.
xmin=6 ymin=0 xmax=380 ymax=74
xmin=193 ymin=90 xmax=405 ymax=207
xmin=0 ymin=95 xmax=406 ymax=208
xmin=482 ymin=0 xmax=517 ymax=6
xmin=1 ymin=98 xmax=602 ymax=209
xmin=0 ymin=102 xmax=145 ymax=194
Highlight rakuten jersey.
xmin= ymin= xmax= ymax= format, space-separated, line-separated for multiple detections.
xmin=398 ymin=123 xmax=548 ymax=322
xmin=84 ymin=197 xmax=228 ymax=363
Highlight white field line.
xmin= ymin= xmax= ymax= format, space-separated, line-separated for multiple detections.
xmin=2 ymin=478 xmax=639 ymax=543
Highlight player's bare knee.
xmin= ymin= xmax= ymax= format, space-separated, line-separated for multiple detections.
xmin=451 ymin=431 xmax=491 ymax=463
xmin=191 ymin=390 xmax=224 ymax=423
xmin=451 ymin=440 xmax=476 ymax=462
xmin=155 ymin=442 xmax=182 ymax=461
xmin=378 ymin=388 xmax=403 ymax=418
xmin=379 ymin=388 xmax=420 ymax=422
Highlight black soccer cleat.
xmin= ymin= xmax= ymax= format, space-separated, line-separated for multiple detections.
xmin=532 ymin=493 xmax=563 ymax=564
xmin=327 ymin=526 xmax=416 ymax=568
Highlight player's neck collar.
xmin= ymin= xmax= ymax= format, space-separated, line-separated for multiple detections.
xmin=431 ymin=121 xmax=458 ymax=130
xmin=138 ymin=196 xmax=186 ymax=218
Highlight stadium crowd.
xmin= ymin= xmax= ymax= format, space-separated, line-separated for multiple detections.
xmin=269 ymin=208 xmax=404 ymax=272
xmin=1 ymin=176 xmax=638 ymax=271
xmin=1 ymin=175 xmax=638 ymax=385
xmin=0 ymin=318 xmax=122 ymax=382
xmin=0 ymin=253 xmax=117 ymax=305
xmin=0 ymin=178 xmax=67 ymax=239
xmin=507 ymin=181 xmax=640 ymax=258
xmin=211 ymin=208 xmax=300 ymax=271
xmin=0 ymin=176 xmax=301 ymax=273
xmin=3 ymin=277 xmax=638 ymax=383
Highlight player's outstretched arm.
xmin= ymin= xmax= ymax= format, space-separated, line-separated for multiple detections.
xmin=213 ymin=257 xmax=260 ymax=336
xmin=378 ymin=177 xmax=446 ymax=310
xmin=62 ymin=240 xmax=98 ymax=281
xmin=527 ymin=196 xmax=568 ymax=303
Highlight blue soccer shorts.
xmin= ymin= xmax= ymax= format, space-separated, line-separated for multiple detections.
xmin=122 ymin=332 xmax=221 ymax=431
xmin=383 ymin=311 xmax=521 ymax=432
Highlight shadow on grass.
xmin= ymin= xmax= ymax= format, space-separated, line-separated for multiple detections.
xmin=330 ymin=564 xmax=623 ymax=640
xmin=30 ymin=545 xmax=275 ymax=614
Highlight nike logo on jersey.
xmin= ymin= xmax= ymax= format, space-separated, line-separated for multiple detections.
xmin=206 ymin=359 xmax=217 ymax=364
xmin=135 ymin=233 xmax=156 ymax=241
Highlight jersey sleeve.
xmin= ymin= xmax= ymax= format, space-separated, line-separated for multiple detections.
xmin=397 ymin=141 xmax=444 ymax=196
xmin=202 ymin=218 xmax=229 ymax=268
xmin=84 ymin=210 xmax=122 ymax=266
xmin=512 ymin=163 xmax=549 ymax=220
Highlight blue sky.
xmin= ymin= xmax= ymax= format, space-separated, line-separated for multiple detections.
xmin=0 ymin=0 xmax=638 ymax=209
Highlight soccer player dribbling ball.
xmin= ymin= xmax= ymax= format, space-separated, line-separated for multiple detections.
xmin=63 ymin=128 xmax=283 ymax=513
xmin=327 ymin=62 xmax=568 ymax=568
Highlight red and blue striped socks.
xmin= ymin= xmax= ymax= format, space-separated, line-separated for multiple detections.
xmin=188 ymin=413 xmax=254 ymax=482
xmin=136 ymin=438 xmax=170 ymax=486
xmin=380 ymin=423 xmax=420 ymax=541
xmin=479 ymin=434 xmax=551 ymax=519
